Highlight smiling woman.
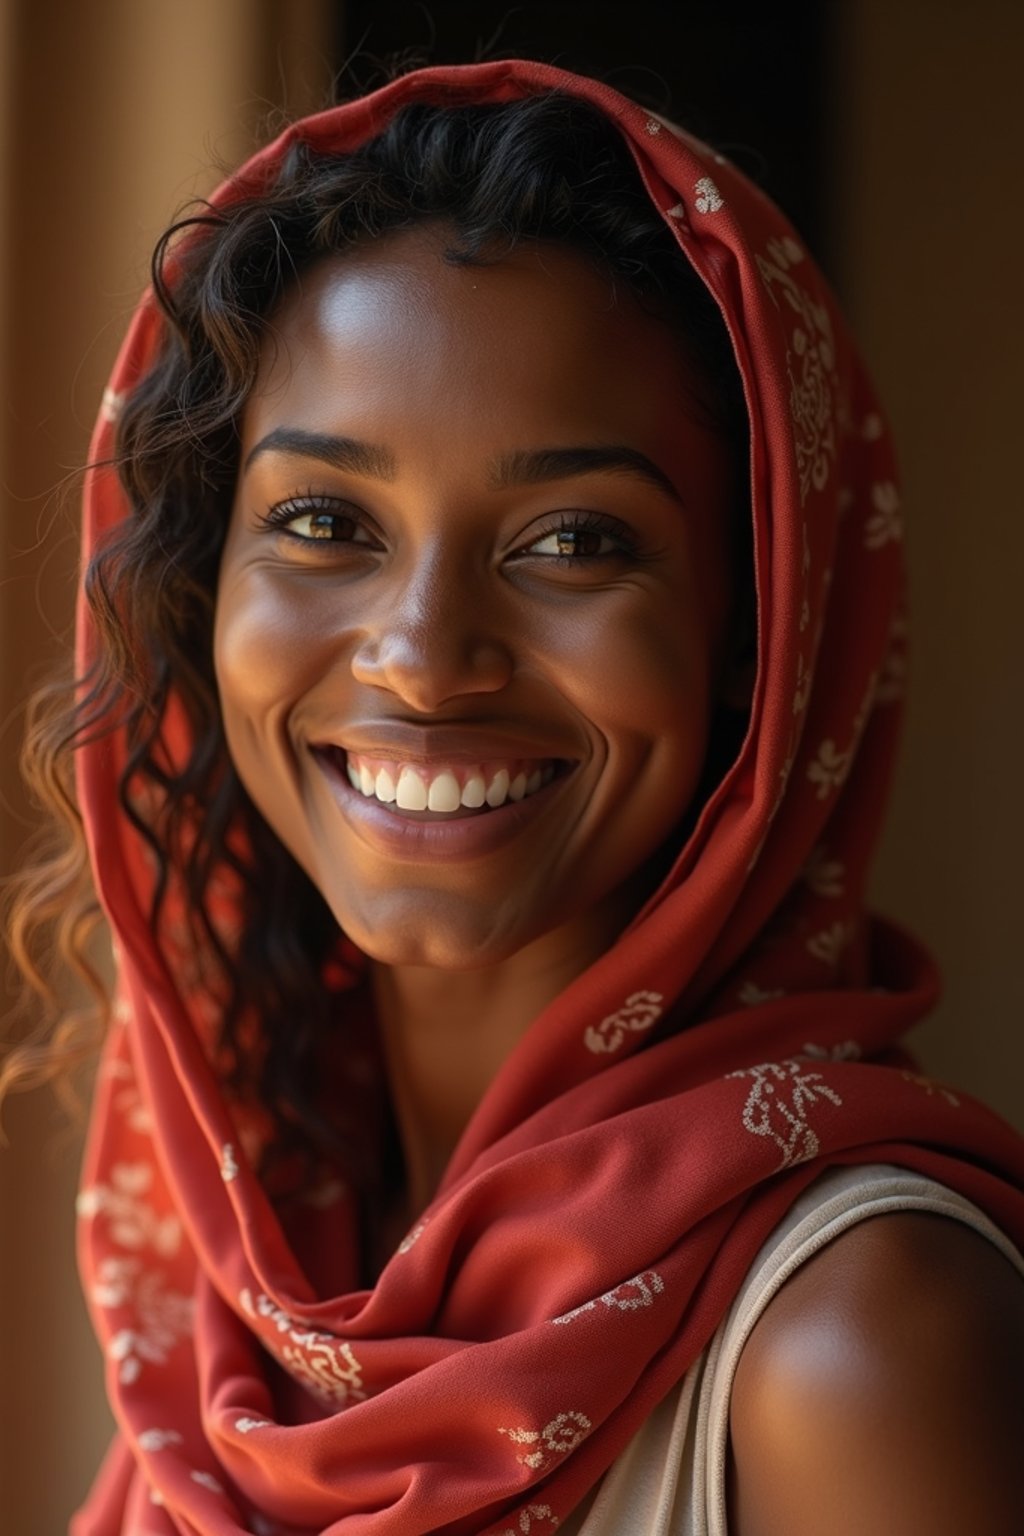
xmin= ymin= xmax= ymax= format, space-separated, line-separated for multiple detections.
xmin=5 ymin=59 xmax=1024 ymax=1536
xmin=216 ymin=231 xmax=738 ymax=980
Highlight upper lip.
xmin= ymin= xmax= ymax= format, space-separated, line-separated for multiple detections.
xmin=310 ymin=723 xmax=579 ymax=765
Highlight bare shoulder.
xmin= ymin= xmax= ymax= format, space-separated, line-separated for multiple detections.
xmin=727 ymin=1210 xmax=1024 ymax=1536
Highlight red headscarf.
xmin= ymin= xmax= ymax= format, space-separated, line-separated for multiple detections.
xmin=72 ymin=60 xmax=1024 ymax=1536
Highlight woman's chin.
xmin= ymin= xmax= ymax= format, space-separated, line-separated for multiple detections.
xmin=329 ymin=894 xmax=549 ymax=973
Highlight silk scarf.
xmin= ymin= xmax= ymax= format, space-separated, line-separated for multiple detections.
xmin=72 ymin=59 xmax=1024 ymax=1536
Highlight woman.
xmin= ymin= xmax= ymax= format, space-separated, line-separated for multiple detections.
xmin=7 ymin=59 xmax=1024 ymax=1534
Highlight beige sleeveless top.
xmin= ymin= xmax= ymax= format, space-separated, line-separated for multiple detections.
xmin=560 ymin=1163 xmax=1024 ymax=1535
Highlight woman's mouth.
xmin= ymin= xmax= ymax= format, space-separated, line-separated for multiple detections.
xmin=310 ymin=745 xmax=577 ymax=858
xmin=336 ymin=750 xmax=559 ymax=818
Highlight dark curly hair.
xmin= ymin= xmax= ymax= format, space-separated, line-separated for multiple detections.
xmin=3 ymin=89 xmax=750 ymax=1193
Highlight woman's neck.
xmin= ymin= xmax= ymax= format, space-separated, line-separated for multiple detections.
xmin=370 ymin=909 xmax=628 ymax=1217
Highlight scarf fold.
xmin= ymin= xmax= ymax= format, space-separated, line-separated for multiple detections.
xmin=71 ymin=59 xmax=1024 ymax=1536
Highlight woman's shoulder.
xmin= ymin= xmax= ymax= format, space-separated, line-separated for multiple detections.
xmin=728 ymin=1209 xmax=1024 ymax=1535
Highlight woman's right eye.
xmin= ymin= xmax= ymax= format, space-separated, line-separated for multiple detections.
xmin=256 ymin=495 xmax=380 ymax=547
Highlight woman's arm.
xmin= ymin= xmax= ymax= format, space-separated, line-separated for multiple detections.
xmin=728 ymin=1210 xmax=1024 ymax=1535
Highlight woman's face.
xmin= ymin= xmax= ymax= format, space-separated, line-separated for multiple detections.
xmin=215 ymin=226 xmax=738 ymax=969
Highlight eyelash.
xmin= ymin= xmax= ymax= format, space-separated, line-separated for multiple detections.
xmin=519 ymin=509 xmax=641 ymax=565
xmin=255 ymin=494 xmax=640 ymax=565
xmin=255 ymin=492 xmax=370 ymax=544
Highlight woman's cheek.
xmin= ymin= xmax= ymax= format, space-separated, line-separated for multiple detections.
xmin=215 ymin=566 xmax=331 ymax=716
xmin=551 ymin=593 xmax=707 ymax=739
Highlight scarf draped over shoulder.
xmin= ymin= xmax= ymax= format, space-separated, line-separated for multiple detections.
xmin=71 ymin=59 xmax=1024 ymax=1536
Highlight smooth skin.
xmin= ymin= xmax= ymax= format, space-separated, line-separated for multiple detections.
xmin=728 ymin=1212 xmax=1024 ymax=1534
xmin=215 ymin=226 xmax=739 ymax=1210
xmin=214 ymin=226 xmax=1024 ymax=1530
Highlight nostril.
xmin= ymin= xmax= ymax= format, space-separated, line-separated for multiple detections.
xmin=349 ymin=623 xmax=514 ymax=707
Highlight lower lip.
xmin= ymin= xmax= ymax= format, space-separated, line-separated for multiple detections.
xmin=312 ymin=751 xmax=577 ymax=861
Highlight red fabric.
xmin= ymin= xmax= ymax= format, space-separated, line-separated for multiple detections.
xmin=72 ymin=60 xmax=1024 ymax=1536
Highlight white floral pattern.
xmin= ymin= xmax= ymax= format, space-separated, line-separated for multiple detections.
xmin=729 ymin=1060 xmax=843 ymax=1168
xmin=190 ymin=1470 xmax=225 ymax=1494
xmin=77 ymin=1162 xmax=181 ymax=1256
xmin=499 ymin=1411 xmax=592 ymax=1472
xmin=694 ymin=175 xmax=723 ymax=213
xmin=584 ymin=991 xmax=663 ymax=1054
xmin=99 ymin=1055 xmax=153 ymax=1134
xmin=99 ymin=1052 xmax=133 ymax=1080
xmin=491 ymin=1504 xmax=559 ymax=1535
xmin=806 ymin=919 xmax=856 ymax=966
xmin=865 ymin=481 xmax=903 ymax=549
xmin=737 ymin=981 xmax=786 ymax=1007
xmin=240 ymin=1290 xmax=366 ymax=1407
xmin=551 ymin=1269 xmax=664 ymax=1325
xmin=95 ymin=1260 xmax=194 ymax=1384
xmin=138 ymin=1428 xmax=183 ymax=1452
xmin=756 ymin=236 xmax=837 ymax=502
xmin=79 ymin=1150 xmax=194 ymax=1386
xmin=803 ymin=1040 xmax=861 ymax=1062
xmin=806 ymin=738 xmax=851 ymax=801
xmin=113 ymin=1084 xmax=153 ymax=1134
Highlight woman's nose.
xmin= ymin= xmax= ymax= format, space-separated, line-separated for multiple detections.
xmin=349 ymin=556 xmax=514 ymax=711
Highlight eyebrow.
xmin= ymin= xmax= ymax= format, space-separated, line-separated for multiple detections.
xmin=492 ymin=445 xmax=685 ymax=507
xmin=243 ymin=428 xmax=397 ymax=479
xmin=243 ymin=429 xmax=684 ymax=506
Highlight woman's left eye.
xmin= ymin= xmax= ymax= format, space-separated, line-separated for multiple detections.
xmin=525 ymin=528 xmax=616 ymax=559
xmin=516 ymin=513 xmax=636 ymax=563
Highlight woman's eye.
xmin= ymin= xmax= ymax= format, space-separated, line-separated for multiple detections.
xmin=284 ymin=511 xmax=357 ymax=542
xmin=526 ymin=528 xmax=616 ymax=559
xmin=516 ymin=513 xmax=637 ymax=564
xmin=257 ymin=496 xmax=378 ymax=547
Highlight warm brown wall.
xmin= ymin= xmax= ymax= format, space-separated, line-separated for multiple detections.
xmin=833 ymin=0 xmax=1024 ymax=1130
xmin=0 ymin=4 xmax=334 ymax=1529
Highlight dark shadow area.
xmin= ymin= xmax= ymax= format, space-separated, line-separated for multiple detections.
xmin=335 ymin=0 xmax=834 ymax=270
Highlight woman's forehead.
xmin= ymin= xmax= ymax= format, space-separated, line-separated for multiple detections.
xmin=243 ymin=227 xmax=715 ymax=467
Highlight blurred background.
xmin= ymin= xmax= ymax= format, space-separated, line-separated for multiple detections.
xmin=1 ymin=0 xmax=1021 ymax=1528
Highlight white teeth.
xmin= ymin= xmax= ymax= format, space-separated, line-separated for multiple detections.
xmin=343 ymin=754 xmax=559 ymax=812
xmin=375 ymin=767 xmax=396 ymax=803
xmin=460 ymin=772 xmax=486 ymax=808
xmin=427 ymin=770 xmax=461 ymax=812
xmin=485 ymin=768 xmax=511 ymax=807
xmin=396 ymin=766 xmax=428 ymax=811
